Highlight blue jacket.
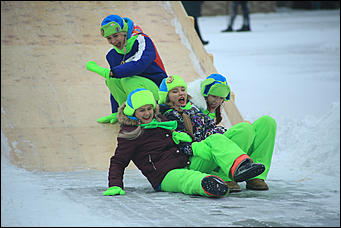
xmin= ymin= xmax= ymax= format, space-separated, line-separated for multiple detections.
xmin=106 ymin=22 xmax=167 ymax=86
xmin=106 ymin=18 xmax=167 ymax=113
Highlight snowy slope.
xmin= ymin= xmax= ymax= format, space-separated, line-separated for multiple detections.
xmin=2 ymin=9 xmax=340 ymax=227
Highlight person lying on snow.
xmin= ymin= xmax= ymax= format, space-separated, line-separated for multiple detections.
xmin=103 ymin=88 xmax=265 ymax=197
xmin=158 ymin=75 xmax=277 ymax=192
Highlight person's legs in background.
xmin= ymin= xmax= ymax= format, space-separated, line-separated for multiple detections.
xmin=236 ymin=1 xmax=251 ymax=32
xmin=194 ymin=16 xmax=209 ymax=45
xmin=222 ymin=1 xmax=238 ymax=32
xmin=182 ymin=1 xmax=209 ymax=45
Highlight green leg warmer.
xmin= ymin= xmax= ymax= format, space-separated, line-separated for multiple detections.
xmin=247 ymin=115 xmax=277 ymax=180
xmin=160 ymin=168 xmax=210 ymax=197
xmin=190 ymin=134 xmax=246 ymax=179
xmin=217 ymin=122 xmax=255 ymax=181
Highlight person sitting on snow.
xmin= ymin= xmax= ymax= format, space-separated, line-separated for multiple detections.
xmin=103 ymin=88 xmax=265 ymax=197
xmin=86 ymin=14 xmax=167 ymax=124
xmin=158 ymin=74 xmax=277 ymax=192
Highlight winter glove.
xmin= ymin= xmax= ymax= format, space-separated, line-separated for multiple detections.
xmin=97 ymin=112 xmax=118 ymax=124
xmin=172 ymin=131 xmax=192 ymax=144
xmin=103 ymin=186 xmax=125 ymax=196
xmin=86 ymin=61 xmax=111 ymax=80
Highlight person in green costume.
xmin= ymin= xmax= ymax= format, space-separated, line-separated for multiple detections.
xmin=188 ymin=73 xmax=277 ymax=190
xmin=159 ymin=75 xmax=277 ymax=191
xmin=86 ymin=14 xmax=167 ymax=124
xmin=103 ymin=88 xmax=265 ymax=197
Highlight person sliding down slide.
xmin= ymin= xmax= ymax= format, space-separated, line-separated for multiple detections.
xmin=86 ymin=14 xmax=167 ymax=124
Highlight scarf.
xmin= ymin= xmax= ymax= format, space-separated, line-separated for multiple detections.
xmin=141 ymin=118 xmax=178 ymax=130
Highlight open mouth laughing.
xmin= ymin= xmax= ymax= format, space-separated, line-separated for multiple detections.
xmin=178 ymin=97 xmax=186 ymax=106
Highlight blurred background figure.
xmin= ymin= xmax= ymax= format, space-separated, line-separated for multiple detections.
xmin=222 ymin=1 xmax=251 ymax=32
xmin=182 ymin=1 xmax=209 ymax=45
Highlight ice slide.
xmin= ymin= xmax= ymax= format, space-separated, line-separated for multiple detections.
xmin=1 ymin=1 xmax=243 ymax=172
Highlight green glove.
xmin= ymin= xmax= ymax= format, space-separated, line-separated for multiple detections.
xmin=86 ymin=61 xmax=111 ymax=80
xmin=172 ymin=131 xmax=193 ymax=144
xmin=97 ymin=112 xmax=118 ymax=124
xmin=103 ymin=186 xmax=125 ymax=196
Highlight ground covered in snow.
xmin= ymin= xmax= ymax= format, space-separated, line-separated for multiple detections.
xmin=2 ymin=8 xmax=340 ymax=227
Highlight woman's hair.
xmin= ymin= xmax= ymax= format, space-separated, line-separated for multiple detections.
xmin=205 ymin=97 xmax=223 ymax=125
xmin=215 ymin=104 xmax=223 ymax=125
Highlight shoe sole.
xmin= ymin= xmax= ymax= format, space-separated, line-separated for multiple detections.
xmin=246 ymin=180 xmax=269 ymax=191
xmin=201 ymin=175 xmax=229 ymax=197
xmin=226 ymin=182 xmax=242 ymax=193
xmin=234 ymin=164 xmax=265 ymax=182
xmin=229 ymin=188 xmax=242 ymax=193
xmin=246 ymin=186 xmax=269 ymax=191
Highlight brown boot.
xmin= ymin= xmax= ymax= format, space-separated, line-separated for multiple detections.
xmin=226 ymin=181 xmax=242 ymax=193
xmin=246 ymin=179 xmax=269 ymax=190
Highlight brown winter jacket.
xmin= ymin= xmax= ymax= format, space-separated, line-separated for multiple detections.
xmin=107 ymin=103 xmax=191 ymax=190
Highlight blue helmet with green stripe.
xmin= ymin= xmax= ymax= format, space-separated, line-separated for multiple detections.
xmin=201 ymin=74 xmax=231 ymax=101
xmin=100 ymin=14 xmax=128 ymax=38
xmin=124 ymin=88 xmax=156 ymax=120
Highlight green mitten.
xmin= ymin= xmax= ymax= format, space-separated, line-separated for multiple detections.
xmin=103 ymin=186 xmax=125 ymax=196
xmin=97 ymin=113 xmax=118 ymax=124
xmin=86 ymin=61 xmax=111 ymax=80
xmin=172 ymin=131 xmax=193 ymax=144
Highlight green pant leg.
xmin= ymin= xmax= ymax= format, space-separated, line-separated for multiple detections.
xmin=160 ymin=168 xmax=210 ymax=197
xmin=223 ymin=122 xmax=255 ymax=153
xmin=188 ymin=136 xmax=218 ymax=175
xmin=106 ymin=76 xmax=160 ymax=106
xmin=121 ymin=76 xmax=160 ymax=101
xmin=247 ymin=115 xmax=277 ymax=180
xmin=210 ymin=123 xmax=255 ymax=182
xmin=189 ymin=155 xmax=217 ymax=174
xmin=106 ymin=78 xmax=127 ymax=105
xmin=191 ymin=134 xmax=246 ymax=178
xmin=210 ymin=168 xmax=231 ymax=182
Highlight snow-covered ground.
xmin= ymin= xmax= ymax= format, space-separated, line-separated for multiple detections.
xmin=2 ymin=8 xmax=340 ymax=227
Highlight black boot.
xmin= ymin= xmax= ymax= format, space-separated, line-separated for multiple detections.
xmin=236 ymin=25 xmax=251 ymax=32
xmin=221 ymin=26 xmax=233 ymax=32
xmin=202 ymin=40 xmax=209 ymax=45
xmin=201 ymin=175 xmax=229 ymax=197
xmin=233 ymin=158 xmax=265 ymax=182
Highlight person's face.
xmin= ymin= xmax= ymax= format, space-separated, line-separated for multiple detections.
xmin=168 ymin=86 xmax=187 ymax=107
xmin=105 ymin=32 xmax=126 ymax=49
xmin=134 ymin=104 xmax=154 ymax=124
xmin=207 ymin=94 xmax=224 ymax=112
